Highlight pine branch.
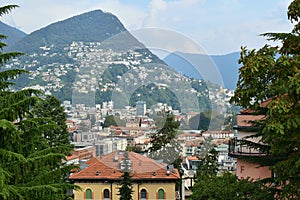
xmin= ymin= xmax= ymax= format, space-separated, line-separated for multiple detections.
xmin=27 ymin=146 xmax=73 ymax=158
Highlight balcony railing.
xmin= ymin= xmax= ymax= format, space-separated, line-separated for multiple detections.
xmin=228 ymin=138 xmax=269 ymax=157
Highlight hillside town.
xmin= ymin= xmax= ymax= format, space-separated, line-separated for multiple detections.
xmin=64 ymin=97 xmax=237 ymax=199
xmin=5 ymin=38 xmax=238 ymax=199
xmin=2 ymin=0 xmax=300 ymax=199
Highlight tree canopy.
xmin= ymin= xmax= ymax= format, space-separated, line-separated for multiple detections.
xmin=0 ymin=5 xmax=77 ymax=199
xmin=118 ymin=152 xmax=133 ymax=200
xmin=230 ymin=0 xmax=300 ymax=198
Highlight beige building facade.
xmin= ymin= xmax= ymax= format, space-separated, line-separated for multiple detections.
xmin=69 ymin=151 xmax=180 ymax=200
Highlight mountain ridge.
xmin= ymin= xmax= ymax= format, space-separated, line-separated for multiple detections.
xmin=7 ymin=10 xmax=133 ymax=53
xmin=3 ymin=9 xmax=214 ymax=112
xmin=163 ymin=51 xmax=240 ymax=89
xmin=0 ymin=21 xmax=27 ymax=48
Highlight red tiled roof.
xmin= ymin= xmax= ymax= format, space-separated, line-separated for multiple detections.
xmin=187 ymin=156 xmax=198 ymax=161
xmin=69 ymin=158 xmax=123 ymax=180
xmin=185 ymin=141 xmax=201 ymax=147
xmin=237 ymin=115 xmax=265 ymax=127
xmin=178 ymin=133 xmax=202 ymax=137
xmin=69 ymin=151 xmax=180 ymax=180
xmin=240 ymin=98 xmax=272 ymax=114
xmin=66 ymin=154 xmax=79 ymax=161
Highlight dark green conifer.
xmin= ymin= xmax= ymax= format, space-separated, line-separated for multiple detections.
xmin=118 ymin=152 xmax=133 ymax=200
xmin=0 ymin=4 xmax=78 ymax=199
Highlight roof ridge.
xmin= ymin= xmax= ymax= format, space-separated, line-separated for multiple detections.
xmin=69 ymin=157 xmax=119 ymax=178
xmin=128 ymin=151 xmax=166 ymax=169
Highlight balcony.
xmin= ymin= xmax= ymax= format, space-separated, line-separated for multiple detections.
xmin=228 ymin=139 xmax=269 ymax=158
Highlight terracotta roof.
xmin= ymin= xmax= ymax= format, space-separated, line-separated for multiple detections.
xmin=237 ymin=115 xmax=265 ymax=127
xmin=185 ymin=141 xmax=201 ymax=147
xmin=66 ymin=154 xmax=79 ymax=161
xmin=69 ymin=151 xmax=180 ymax=180
xmin=187 ymin=156 xmax=199 ymax=161
xmin=178 ymin=133 xmax=202 ymax=137
xmin=240 ymin=98 xmax=272 ymax=114
xmin=69 ymin=158 xmax=123 ymax=180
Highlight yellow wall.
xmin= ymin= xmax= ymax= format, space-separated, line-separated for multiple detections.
xmin=74 ymin=181 xmax=176 ymax=200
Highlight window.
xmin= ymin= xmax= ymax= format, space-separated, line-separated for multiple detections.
xmin=140 ymin=189 xmax=147 ymax=200
xmin=158 ymin=189 xmax=164 ymax=200
xmin=85 ymin=189 xmax=92 ymax=200
xmin=103 ymin=189 xmax=110 ymax=200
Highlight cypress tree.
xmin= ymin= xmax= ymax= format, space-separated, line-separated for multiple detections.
xmin=118 ymin=152 xmax=133 ymax=200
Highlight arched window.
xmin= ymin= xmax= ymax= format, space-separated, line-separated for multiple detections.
xmin=103 ymin=189 xmax=110 ymax=200
xmin=86 ymin=189 xmax=92 ymax=200
xmin=158 ymin=189 xmax=165 ymax=200
xmin=140 ymin=189 xmax=147 ymax=200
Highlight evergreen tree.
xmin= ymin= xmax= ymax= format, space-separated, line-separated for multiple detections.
xmin=148 ymin=112 xmax=182 ymax=166
xmin=230 ymin=0 xmax=300 ymax=198
xmin=118 ymin=152 xmax=133 ymax=200
xmin=195 ymin=148 xmax=219 ymax=179
xmin=148 ymin=111 xmax=180 ymax=152
xmin=0 ymin=5 xmax=77 ymax=199
xmin=32 ymin=95 xmax=71 ymax=148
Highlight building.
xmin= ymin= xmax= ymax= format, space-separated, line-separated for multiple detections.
xmin=228 ymin=111 xmax=272 ymax=180
xmin=72 ymin=137 xmax=127 ymax=157
xmin=136 ymin=101 xmax=146 ymax=116
xmin=69 ymin=151 xmax=180 ymax=200
xmin=214 ymin=143 xmax=236 ymax=173
xmin=72 ymin=146 xmax=96 ymax=161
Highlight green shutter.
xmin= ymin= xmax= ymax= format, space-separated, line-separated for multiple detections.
xmin=86 ymin=189 xmax=92 ymax=199
xmin=158 ymin=189 xmax=164 ymax=200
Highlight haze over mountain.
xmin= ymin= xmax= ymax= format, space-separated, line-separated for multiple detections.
xmin=163 ymin=52 xmax=240 ymax=90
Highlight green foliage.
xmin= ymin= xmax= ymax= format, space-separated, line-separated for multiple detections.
xmin=118 ymin=152 xmax=133 ymax=200
xmin=148 ymin=112 xmax=182 ymax=166
xmin=103 ymin=115 xmax=126 ymax=127
xmin=148 ymin=112 xmax=180 ymax=152
xmin=101 ymin=64 xmax=129 ymax=84
xmin=31 ymin=95 xmax=71 ymax=148
xmin=129 ymin=83 xmax=181 ymax=111
xmin=190 ymin=172 xmax=274 ymax=200
xmin=230 ymin=0 xmax=300 ymax=198
xmin=189 ymin=111 xmax=225 ymax=130
xmin=8 ymin=10 xmax=127 ymax=54
xmin=195 ymin=148 xmax=219 ymax=179
xmin=0 ymin=5 xmax=77 ymax=199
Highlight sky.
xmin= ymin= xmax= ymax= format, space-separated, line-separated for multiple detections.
xmin=0 ymin=0 xmax=294 ymax=55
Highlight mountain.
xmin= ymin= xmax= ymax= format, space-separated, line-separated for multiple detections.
xmin=3 ymin=10 xmax=219 ymax=113
xmin=0 ymin=21 xmax=27 ymax=48
xmin=7 ymin=10 xmax=145 ymax=54
xmin=163 ymin=52 xmax=241 ymax=89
